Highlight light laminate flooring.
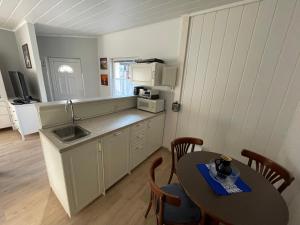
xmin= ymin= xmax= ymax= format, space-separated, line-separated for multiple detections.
xmin=0 ymin=128 xmax=173 ymax=225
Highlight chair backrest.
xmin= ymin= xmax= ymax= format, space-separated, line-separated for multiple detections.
xmin=149 ymin=157 xmax=181 ymax=225
xmin=171 ymin=137 xmax=203 ymax=162
xmin=241 ymin=149 xmax=294 ymax=193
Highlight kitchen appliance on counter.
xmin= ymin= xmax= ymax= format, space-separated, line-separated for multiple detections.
xmin=137 ymin=98 xmax=164 ymax=113
xmin=139 ymin=89 xmax=159 ymax=99
xmin=134 ymin=86 xmax=144 ymax=96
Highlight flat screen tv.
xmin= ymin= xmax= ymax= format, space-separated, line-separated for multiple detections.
xmin=9 ymin=71 xmax=30 ymax=102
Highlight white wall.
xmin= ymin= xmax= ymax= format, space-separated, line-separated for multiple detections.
xmin=37 ymin=36 xmax=99 ymax=100
xmin=278 ymin=103 xmax=300 ymax=225
xmin=177 ymin=0 xmax=300 ymax=224
xmin=15 ymin=23 xmax=47 ymax=102
xmin=0 ymin=29 xmax=21 ymax=97
xmin=98 ymin=18 xmax=181 ymax=147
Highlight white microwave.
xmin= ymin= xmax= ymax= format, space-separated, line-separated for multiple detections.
xmin=137 ymin=98 xmax=164 ymax=113
xmin=130 ymin=62 xmax=163 ymax=86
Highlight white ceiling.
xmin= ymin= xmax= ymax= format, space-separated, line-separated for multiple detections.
xmin=0 ymin=0 xmax=241 ymax=36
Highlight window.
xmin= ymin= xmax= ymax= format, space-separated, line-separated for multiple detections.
xmin=58 ymin=65 xmax=74 ymax=73
xmin=111 ymin=59 xmax=135 ymax=96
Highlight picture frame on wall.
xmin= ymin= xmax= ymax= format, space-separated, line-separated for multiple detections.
xmin=100 ymin=74 xmax=109 ymax=86
xmin=100 ymin=58 xmax=108 ymax=70
xmin=22 ymin=44 xmax=32 ymax=69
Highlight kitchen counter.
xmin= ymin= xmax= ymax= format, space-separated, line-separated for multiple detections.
xmin=40 ymin=108 xmax=164 ymax=152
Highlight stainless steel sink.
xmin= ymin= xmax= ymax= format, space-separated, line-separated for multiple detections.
xmin=53 ymin=125 xmax=90 ymax=142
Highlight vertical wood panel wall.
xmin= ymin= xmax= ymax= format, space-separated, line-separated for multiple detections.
xmin=177 ymin=0 xmax=300 ymax=161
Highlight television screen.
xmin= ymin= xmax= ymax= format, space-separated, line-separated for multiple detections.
xmin=9 ymin=71 xmax=30 ymax=101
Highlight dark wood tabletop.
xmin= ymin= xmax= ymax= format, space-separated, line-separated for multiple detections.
xmin=176 ymin=151 xmax=289 ymax=225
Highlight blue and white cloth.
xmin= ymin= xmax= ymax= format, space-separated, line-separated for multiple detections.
xmin=196 ymin=163 xmax=251 ymax=196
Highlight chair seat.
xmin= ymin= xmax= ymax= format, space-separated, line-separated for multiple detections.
xmin=161 ymin=183 xmax=201 ymax=224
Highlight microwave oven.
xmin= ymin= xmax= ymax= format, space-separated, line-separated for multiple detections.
xmin=130 ymin=62 xmax=163 ymax=86
xmin=137 ymin=98 xmax=164 ymax=113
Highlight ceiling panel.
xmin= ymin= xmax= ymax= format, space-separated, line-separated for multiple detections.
xmin=0 ymin=0 xmax=243 ymax=36
xmin=25 ymin=0 xmax=62 ymax=23
xmin=4 ymin=0 xmax=41 ymax=29
xmin=0 ymin=0 xmax=20 ymax=25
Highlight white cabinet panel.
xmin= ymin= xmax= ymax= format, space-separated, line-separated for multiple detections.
xmin=146 ymin=114 xmax=165 ymax=157
xmin=102 ymin=128 xmax=130 ymax=189
xmin=8 ymin=102 xmax=39 ymax=139
xmin=0 ymin=100 xmax=11 ymax=129
xmin=62 ymin=140 xmax=103 ymax=213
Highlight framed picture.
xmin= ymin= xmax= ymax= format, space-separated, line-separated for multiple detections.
xmin=100 ymin=58 xmax=108 ymax=70
xmin=100 ymin=74 xmax=108 ymax=86
xmin=22 ymin=44 xmax=32 ymax=69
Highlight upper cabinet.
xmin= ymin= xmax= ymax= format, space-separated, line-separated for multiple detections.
xmin=130 ymin=62 xmax=163 ymax=86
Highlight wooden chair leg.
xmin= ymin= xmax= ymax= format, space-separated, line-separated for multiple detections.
xmin=145 ymin=195 xmax=152 ymax=218
xmin=168 ymin=170 xmax=174 ymax=184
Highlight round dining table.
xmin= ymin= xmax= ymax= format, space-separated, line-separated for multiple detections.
xmin=176 ymin=151 xmax=289 ymax=225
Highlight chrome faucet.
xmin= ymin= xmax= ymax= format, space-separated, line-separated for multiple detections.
xmin=65 ymin=99 xmax=81 ymax=125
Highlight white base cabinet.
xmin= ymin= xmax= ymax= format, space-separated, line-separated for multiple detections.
xmin=130 ymin=114 xmax=165 ymax=170
xmin=146 ymin=114 xmax=164 ymax=157
xmin=41 ymin=135 xmax=104 ymax=217
xmin=101 ymin=128 xmax=130 ymax=189
xmin=0 ymin=100 xmax=11 ymax=129
xmin=41 ymin=113 xmax=165 ymax=217
xmin=62 ymin=140 xmax=104 ymax=214
xmin=8 ymin=102 xmax=40 ymax=139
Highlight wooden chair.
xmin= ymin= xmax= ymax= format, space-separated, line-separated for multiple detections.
xmin=241 ymin=149 xmax=294 ymax=193
xmin=145 ymin=157 xmax=201 ymax=225
xmin=168 ymin=137 xmax=203 ymax=184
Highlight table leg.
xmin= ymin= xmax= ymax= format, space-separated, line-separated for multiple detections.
xmin=200 ymin=212 xmax=219 ymax=225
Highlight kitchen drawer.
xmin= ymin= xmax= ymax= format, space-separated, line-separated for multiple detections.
xmin=130 ymin=142 xmax=146 ymax=168
xmin=131 ymin=136 xmax=145 ymax=149
xmin=131 ymin=126 xmax=146 ymax=139
xmin=0 ymin=114 xmax=11 ymax=128
xmin=0 ymin=105 xmax=9 ymax=115
xmin=0 ymin=101 xmax=7 ymax=107
xmin=131 ymin=121 xmax=146 ymax=132
xmin=130 ymin=130 xmax=145 ymax=142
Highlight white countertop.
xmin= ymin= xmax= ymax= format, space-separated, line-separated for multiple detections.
xmin=40 ymin=108 xmax=164 ymax=153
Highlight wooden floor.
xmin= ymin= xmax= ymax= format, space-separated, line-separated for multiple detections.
xmin=0 ymin=128 xmax=173 ymax=225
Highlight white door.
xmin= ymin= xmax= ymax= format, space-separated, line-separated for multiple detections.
xmin=48 ymin=58 xmax=85 ymax=100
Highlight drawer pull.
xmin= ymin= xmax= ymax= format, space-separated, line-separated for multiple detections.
xmin=114 ymin=131 xmax=122 ymax=136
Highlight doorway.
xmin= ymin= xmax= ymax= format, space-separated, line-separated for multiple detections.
xmin=48 ymin=58 xmax=85 ymax=101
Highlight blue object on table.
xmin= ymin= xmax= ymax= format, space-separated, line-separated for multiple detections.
xmin=196 ymin=163 xmax=251 ymax=196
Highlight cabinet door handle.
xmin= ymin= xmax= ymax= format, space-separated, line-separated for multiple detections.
xmin=98 ymin=142 xmax=102 ymax=152
xmin=114 ymin=131 xmax=122 ymax=136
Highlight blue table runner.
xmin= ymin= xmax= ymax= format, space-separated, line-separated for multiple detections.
xmin=196 ymin=163 xmax=251 ymax=196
